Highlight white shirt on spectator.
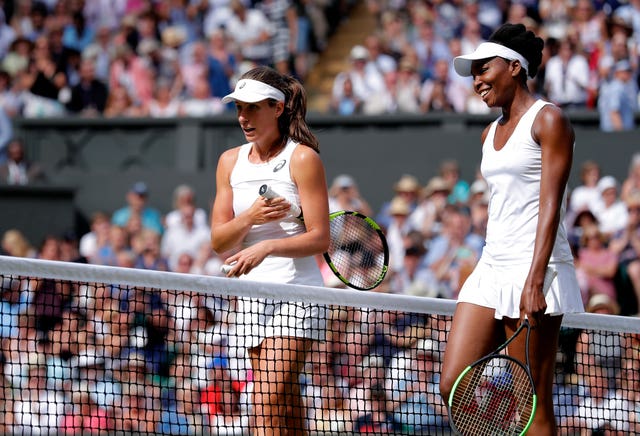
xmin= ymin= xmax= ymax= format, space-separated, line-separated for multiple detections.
xmin=544 ymin=53 xmax=590 ymax=106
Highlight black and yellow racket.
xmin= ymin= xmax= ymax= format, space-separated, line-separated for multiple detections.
xmin=257 ymin=184 xmax=389 ymax=290
xmin=448 ymin=318 xmax=536 ymax=436
xmin=448 ymin=268 xmax=557 ymax=435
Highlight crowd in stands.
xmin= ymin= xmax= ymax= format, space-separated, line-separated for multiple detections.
xmin=330 ymin=0 xmax=640 ymax=127
xmin=1 ymin=150 xmax=640 ymax=432
xmin=0 ymin=0 xmax=636 ymax=130
xmin=0 ymin=0 xmax=344 ymax=126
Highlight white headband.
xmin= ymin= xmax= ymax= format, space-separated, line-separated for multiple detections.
xmin=453 ymin=42 xmax=529 ymax=77
xmin=222 ymin=79 xmax=285 ymax=104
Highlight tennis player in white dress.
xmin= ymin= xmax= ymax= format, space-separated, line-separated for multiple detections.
xmin=439 ymin=23 xmax=584 ymax=435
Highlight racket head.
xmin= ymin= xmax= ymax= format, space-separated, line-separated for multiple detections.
xmin=448 ymin=324 xmax=537 ymax=436
xmin=322 ymin=211 xmax=389 ymax=290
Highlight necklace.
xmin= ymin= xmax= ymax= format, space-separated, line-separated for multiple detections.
xmin=255 ymin=136 xmax=287 ymax=163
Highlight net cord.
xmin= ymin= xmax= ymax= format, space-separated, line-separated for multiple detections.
xmin=1 ymin=255 xmax=639 ymax=334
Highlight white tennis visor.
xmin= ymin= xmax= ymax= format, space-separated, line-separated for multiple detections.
xmin=222 ymin=79 xmax=285 ymax=103
xmin=453 ymin=42 xmax=529 ymax=77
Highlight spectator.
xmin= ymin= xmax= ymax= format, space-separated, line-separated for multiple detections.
xmin=82 ymin=24 xmax=116 ymax=82
xmin=103 ymin=84 xmax=143 ymax=117
xmin=376 ymin=174 xmax=421 ymax=231
xmin=225 ymin=0 xmax=275 ymax=68
xmin=144 ymin=77 xmax=182 ymax=117
xmin=386 ymin=338 xmax=444 ymax=432
xmin=179 ymin=76 xmax=225 ymax=116
xmin=411 ymin=16 xmax=451 ymax=81
xmin=575 ymin=224 xmax=619 ymax=305
xmin=111 ymin=182 xmax=164 ymax=236
xmin=161 ymin=203 xmax=211 ymax=272
xmin=394 ymin=57 xmax=422 ymax=113
xmin=331 ymin=44 xmax=385 ymax=112
xmin=352 ymin=383 xmax=402 ymax=433
xmin=0 ymin=138 xmax=46 ymax=185
xmin=598 ymin=59 xmax=638 ymax=131
xmin=0 ymin=9 xmax=17 ymax=60
xmin=384 ymin=195 xmax=413 ymax=273
xmin=420 ymin=57 xmax=465 ymax=113
xmin=328 ymin=174 xmax=373 ymax=215
xmin=93 ymin=225 xmax=129 ymax=267
xmin=592 ymin=175 xmax=629 ymax=239
xmin=10 ymin=355 xmax=66 ymax=434
xmin=544 ymin=39 xmax=590 ymax=109
xmin=439 ymin=159 xmax=470 ymax=206
xmin=165 ymin=184 xmax=209 ymax=231
xmin=133 ymin=228 xmax=170 ymax=271
xmin=609 ymin=192 xmax=640 ymax=315
xmin=257 ymin=0 xmax=298 ymax=76
xmin=620 ymin=152 xmax=640 ymax=203
xmin=109 ymin=44 xmax=154 ymax=107
xmin=65 ymin=57 xmax=108 ymax=115
xmin=329 ymin=75 xmax=362 ymax=115
xmin=1 ymin=228 xmax=37 ymax=258
xmin=62 ymin=10 xmax=95 ymax=53
xmin=419 ymin=206 xmax=481 ymax=299
xmin=408 ymin=176 xmax=451 ymax=240
xmin=206 ymin=28 xmax=235 ymax=100
xmin=569 ymin=160 xmax=602 ymax=215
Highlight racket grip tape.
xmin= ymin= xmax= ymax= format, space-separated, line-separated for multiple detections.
xmin=258 ymin=184 xmax=303 ymax=218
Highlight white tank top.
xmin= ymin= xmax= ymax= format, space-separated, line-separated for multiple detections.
xmin=480 ymin=99 xmax=574 ymax=265
xmin=229 ymin=138 xmax=323 ymax=285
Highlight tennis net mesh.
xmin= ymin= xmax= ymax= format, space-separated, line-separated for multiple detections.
xmin=0 ymin=255 xmax=639 ymax=435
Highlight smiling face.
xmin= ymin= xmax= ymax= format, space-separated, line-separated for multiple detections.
xmin=234 ymin=99 xmax=283 ymax=147
xmin=470 ymin=56 xmax=518 ymax=108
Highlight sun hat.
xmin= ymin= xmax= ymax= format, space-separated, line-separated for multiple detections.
xmin=453 ymin=42 xmax=529 ymax=77
xmin=222 ymin=78 xmax=285 ymax=104
xmin=597 ymin=175 xmax=617 ymax=194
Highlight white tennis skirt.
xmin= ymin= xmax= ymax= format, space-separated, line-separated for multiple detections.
xmin=236 ymin=298 xmax=328 ymax=349
xmin=457 ymin=260 xmax=585 ymax=319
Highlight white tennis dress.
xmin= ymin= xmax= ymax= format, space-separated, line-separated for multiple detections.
xmin=229 ymin=138 xmax=326 ymax=348
xmin=458 ymin=100 xmax=584 ymax=319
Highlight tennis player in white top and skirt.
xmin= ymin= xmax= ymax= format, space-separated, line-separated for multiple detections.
xmin=439 ymin=23 xmax=584 ymax=436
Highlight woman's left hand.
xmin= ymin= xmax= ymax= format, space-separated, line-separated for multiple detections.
xmin=520 ymin=283 xmax=548 ymax=328
xmin=222 ymin=240 xmax=271 ymax=277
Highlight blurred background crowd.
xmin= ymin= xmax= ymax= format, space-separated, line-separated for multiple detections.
xmin=0 ymin=0 xmax=636 ymax=127
xmin=1 ymin=0 xmax=640 ymax=433
xmin=1 ymin=151 xmax=640 ymax=433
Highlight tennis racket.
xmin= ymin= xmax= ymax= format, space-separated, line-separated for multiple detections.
xmin=222 ymin=184 xmax=389 ymax=290
xmin=447 ymin=269 xmax=557 ymax=436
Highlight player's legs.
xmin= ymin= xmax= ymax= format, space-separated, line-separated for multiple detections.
xmin=249 ymin=336 xmax=312 ymax=436
xmin=439 ymin=302 xmax=503 ymax=404
xmin=504 ymin=315 xmax=563 ymax=436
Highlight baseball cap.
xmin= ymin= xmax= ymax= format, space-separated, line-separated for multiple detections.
xmin=453 ymin=42 xmax=529 ymax=77
xmin=130 ymin=181 xmax=149 ymax=196
xmin=350 ymin=45 xmax=369 ymax=61
xmin=222 ymin=78 xmax=285 ymax=104
xmin=333 ymin=174 xmax=355 ymax=189
xmin=613 ymin=59 xmax=632 ymax=73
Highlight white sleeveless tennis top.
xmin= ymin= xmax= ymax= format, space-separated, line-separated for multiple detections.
xmin=480 ymin=99 xmax=574 ymax=266
xmin=229 ymin=138 xmax=323 ymax=285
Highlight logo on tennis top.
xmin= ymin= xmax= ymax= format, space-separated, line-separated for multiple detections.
xmin=273 ymin=159 xmax=286 ymax=172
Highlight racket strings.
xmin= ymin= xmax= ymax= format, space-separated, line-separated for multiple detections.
xmin=450 ymin=357 xmax=535 ymax=436
xmin=327 ymin=214 xmax=386 ymax=289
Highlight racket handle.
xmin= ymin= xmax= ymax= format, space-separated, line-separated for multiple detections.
xmin=258 ymin=184 xmax=303 ymax=218
xmin=220 ymin=261 xmax=237 ymax=275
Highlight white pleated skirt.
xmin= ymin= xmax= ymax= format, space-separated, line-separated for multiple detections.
xmin=457 ymin=260 xmax=585 ymax=319
xmin=236 ymin=298 xmax=328 ymax=349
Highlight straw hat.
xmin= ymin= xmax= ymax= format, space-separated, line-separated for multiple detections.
xmin=394 ymin=174 xmax=420 ymax=193
xmin=389 ymin=196 xmax=411 ymax=215
xmin=423 ymin=176 xmax=451 ymax=197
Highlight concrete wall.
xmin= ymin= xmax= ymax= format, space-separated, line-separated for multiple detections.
xmin=3 ymin=112 xmax=638 ymax=244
